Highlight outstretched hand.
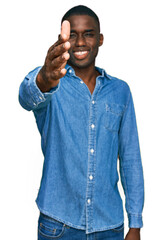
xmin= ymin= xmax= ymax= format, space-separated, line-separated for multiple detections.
xmin=36 ymin=20 xmax=71 ymax=92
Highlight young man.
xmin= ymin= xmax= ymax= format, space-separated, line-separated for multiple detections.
xmin=19 ymin=5 xmax=144 ymax=240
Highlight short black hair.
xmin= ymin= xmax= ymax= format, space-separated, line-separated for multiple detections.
xmin=61 ymin=5 xmax=100 ymax=31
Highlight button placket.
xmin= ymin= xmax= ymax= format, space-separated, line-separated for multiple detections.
xmin=86 ymin=96 xmax=97 ymax=233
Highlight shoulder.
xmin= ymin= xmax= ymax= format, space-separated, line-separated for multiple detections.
xmin=97 ymin=66 xmax=130 ymax=92
xmin=107 ymin=73 xmax=130 ymax=91
xmin=103 ymin=70 xmax=132 ymax=105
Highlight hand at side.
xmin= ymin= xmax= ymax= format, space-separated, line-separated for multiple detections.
xmin=125 ymin=228 xmax=140 ymax=240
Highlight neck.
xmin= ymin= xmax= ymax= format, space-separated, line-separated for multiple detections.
xmin=69 ymin=63 xmax=100 ymax=84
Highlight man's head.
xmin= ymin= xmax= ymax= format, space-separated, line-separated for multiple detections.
xmin=61 ymin=5 xmax=103 ymax=69
xmin=61 ymin=5 xmax=100 ymax=32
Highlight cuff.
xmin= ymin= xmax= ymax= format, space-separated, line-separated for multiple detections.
xmin=128 ymin=213 xmax=143 ymax=228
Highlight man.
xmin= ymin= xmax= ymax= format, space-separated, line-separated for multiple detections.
xmin=19 ymin=5 xmax=144 ymax=240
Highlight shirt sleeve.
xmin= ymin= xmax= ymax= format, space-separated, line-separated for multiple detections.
xmin=18 ymin=66 xmax=60 ymax=111
xmin=118 ymin=88 xmax=144 ymax=228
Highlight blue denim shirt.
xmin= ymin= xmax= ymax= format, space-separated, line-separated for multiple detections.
xmin=19 ymin=64 xmax=144 ymax=234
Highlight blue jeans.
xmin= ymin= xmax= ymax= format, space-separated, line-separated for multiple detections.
xmin=38 ymin=213 xmax=124 ymax=240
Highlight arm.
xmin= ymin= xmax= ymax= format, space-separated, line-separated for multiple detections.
xmin=118 ymin=88 xmax=144 ymax=240
xmin=18 ymin=21 xmax=71 ymax=111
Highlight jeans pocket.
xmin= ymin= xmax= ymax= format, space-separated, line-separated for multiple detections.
xmin=110 ymin=223 xmax=124 ymax=233
xmin=38 ymin=213 xmax=66 ymax=239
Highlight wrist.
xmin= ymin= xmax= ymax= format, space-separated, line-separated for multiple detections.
xmin=129 ymin=228 xmax=140 ymax=233
xmin=36 ymin=70 xmax=48 ymax=92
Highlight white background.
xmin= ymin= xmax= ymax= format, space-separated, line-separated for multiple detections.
xmin=0 ymin=0 xmax=163 ymax=239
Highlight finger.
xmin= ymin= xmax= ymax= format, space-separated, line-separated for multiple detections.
xmin=56 ymin=61 xmax=67 ymax=75
xmin=49 ymin=20 xmax=70 ymax=50
xmin=60 ymin=20 xmax=70 ymax=42
xmin=51 ymin=52 xmax=70 ymax=68
xmin=51 ymin=62 xmax=68 ymax=80
xmin=47 ymin=37 xmax=64 ymax=53
xmin=48 ymin=41 xmax=70 ymax=61
xmin=60 ymin=68 xmax=67 ymax=75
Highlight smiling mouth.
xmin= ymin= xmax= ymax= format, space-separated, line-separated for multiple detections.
xmin=73 ymin=51 xmax=89 ymax=60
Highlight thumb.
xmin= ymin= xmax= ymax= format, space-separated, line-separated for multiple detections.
xmin=60 ymin=20 xmax=70 ymax=42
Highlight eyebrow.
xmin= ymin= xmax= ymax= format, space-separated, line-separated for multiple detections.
xmin=70 ymin=29 xmax=95 ymax=33
xmin=85 ymin=29 xmax=94 ymax=32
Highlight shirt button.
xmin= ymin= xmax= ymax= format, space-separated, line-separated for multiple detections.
xmin=80 ymin=80 xmax=84 ymax=84
xmin=92 ymin=100 xmax=95 ymax=104
xmin=89 ymin=175 xmax=93 ymax=180
xmin=39 ymin=96 xmax=43 ymax=100
xmin=69 ymin=69 xmax=72 ymax=73
xmin=91 ymin=124 xmax=95 ymax=129
xmin=90 ymin=148 xmax=94 ymax=154
xmin=87 ymin=199 xmax=91 ymax=204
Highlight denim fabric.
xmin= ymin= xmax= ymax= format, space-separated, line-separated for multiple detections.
xmin=19 ymin=64 xmax=144 ymax=234
xmin=38 ymin=212 xmax=124 ymax=240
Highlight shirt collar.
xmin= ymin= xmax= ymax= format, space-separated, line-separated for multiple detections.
xmin=65 ymin=64 xmax=111 ymax=80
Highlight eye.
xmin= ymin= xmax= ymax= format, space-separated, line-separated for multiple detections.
xmin=70 ymin=33 xmax=76 ymax=39
xmin=84 ymin=33 xmax=94 ymax=37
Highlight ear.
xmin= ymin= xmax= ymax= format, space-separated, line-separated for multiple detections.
xmin=99 ymin=34 xmax=104 ymax=47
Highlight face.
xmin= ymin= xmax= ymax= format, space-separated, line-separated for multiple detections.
xmin=66 ymin=15 xmax=103 ymax=69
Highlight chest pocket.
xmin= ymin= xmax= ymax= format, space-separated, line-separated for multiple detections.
xmin=104 ymin=103 xmax=125 ymax=133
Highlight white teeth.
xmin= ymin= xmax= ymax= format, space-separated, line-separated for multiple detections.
xmin=74 ymin=51 xmax=88 ymax=56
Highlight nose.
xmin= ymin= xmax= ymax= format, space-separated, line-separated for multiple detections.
xmin=75 ymin=34 xmax=86 ymax=47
